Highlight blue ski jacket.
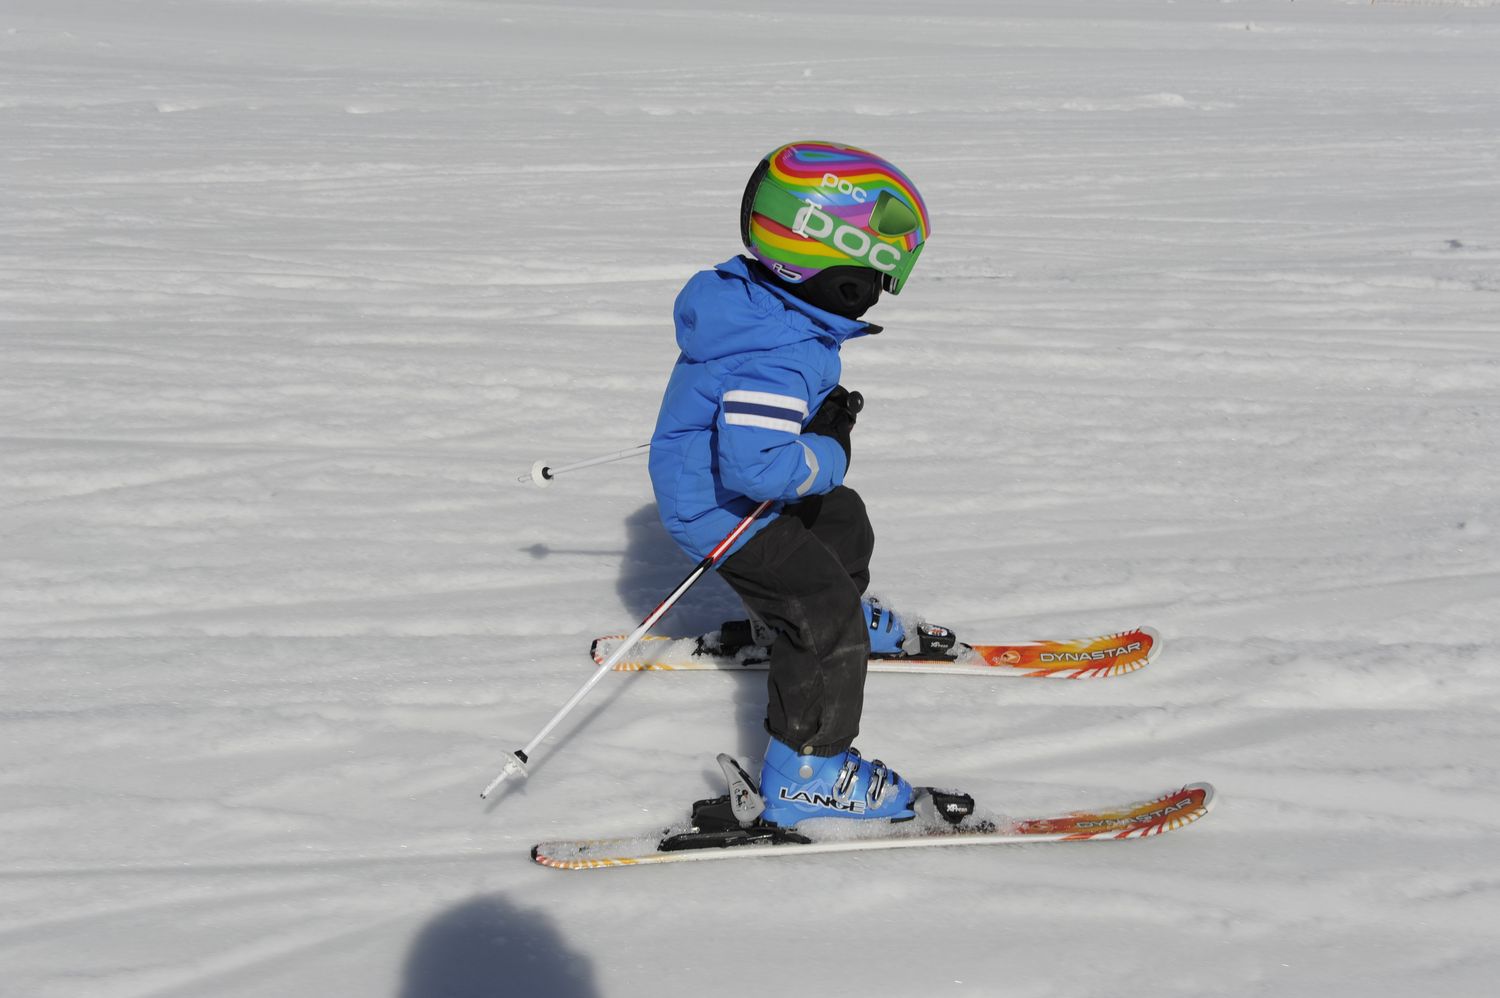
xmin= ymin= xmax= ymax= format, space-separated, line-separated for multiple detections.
xmin=649 ymin=256 xmax=874 ymax=562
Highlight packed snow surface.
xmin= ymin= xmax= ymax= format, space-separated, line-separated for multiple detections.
xmin=4 ymin=1 xmax=1499 ymax=995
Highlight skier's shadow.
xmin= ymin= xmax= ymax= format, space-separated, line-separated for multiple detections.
xmin=399 ymin=892 xmax=598 ymax=998
xmin=618 ymin=504 xmax=766 ymax=762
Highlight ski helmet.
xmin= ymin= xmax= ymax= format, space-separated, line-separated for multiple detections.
xmin=740 ymin=141 xmax=930 ymax=294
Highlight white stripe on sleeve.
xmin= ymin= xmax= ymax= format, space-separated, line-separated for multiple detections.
xmin=725 ymin=412 xmax=803 ymax=433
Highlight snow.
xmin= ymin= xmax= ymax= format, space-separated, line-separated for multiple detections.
xmin=3 ymin=0 xmax=1499 ymax=994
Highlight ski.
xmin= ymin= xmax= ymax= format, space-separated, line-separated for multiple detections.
xmin=532 ymin=781 xmax=1215 ymax=870
xmin=590 ymin=626 xmax=1159 ymax=679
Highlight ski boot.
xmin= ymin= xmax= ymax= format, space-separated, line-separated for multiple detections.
xmin=659 ymin=755 xmax=810 ymax=852
xmin=758 ymin=736 xmax=917 ymax=826
xmin=712 ymin=600 xmax=959 ymax=661
xmin=704 ymin=615 xmax=777 ymax=658
xmin=659 ymin=752 xmax=980 ymax=852
xmin=863 ymin=597 xmax=959 ymax=660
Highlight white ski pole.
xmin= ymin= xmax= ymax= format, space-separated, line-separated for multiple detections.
xmin=480 ymin=497 xmax=775 ymax=799
xmin=520 ymin=443 xmax=649 ymax=488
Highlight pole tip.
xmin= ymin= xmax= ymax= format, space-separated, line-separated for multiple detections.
xmin=479 ymin=750 xmax=531 ymax=799
xmin=529 ymin=460 xmax=554 ymax=488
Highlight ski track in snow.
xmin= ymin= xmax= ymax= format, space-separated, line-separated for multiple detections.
xmin=3 ymin=1 xmax=1499 ymax=996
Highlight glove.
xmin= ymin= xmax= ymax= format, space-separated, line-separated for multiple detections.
xmin=804 ymin=386 xmax=863 ymax=466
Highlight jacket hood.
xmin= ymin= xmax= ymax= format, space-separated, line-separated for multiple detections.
xmin=672 ymin=256 xmax=873 ymax=363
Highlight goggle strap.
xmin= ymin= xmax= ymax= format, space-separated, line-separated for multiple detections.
xmin=740 ymin=158 xmax=772 ymax=248
xmin=750 ymin=183 xmax=918 ymax=292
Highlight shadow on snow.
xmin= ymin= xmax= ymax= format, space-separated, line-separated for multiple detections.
xmin=400 ymin=893 xmax=599 ymax=998
xmin=511 ymin=501 xmax=769 ymax=774
xmin=617 ymin=503 xmax=768 ymax=764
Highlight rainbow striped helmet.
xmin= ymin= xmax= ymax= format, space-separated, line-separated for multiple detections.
xmin=740 ymin=141 xmax=930 ymax=294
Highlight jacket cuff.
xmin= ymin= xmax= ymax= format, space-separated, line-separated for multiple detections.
xmin=797 ymin=433 xmax=847 ymax=496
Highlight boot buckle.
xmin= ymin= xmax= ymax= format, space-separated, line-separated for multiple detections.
xmin=833 ymin=750 xmax=863 ymax=801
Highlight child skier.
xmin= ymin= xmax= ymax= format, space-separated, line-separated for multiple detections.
xmin=648 ymin=141 xmax=937 ymax=827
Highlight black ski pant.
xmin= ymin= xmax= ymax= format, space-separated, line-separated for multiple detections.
xmin=717 ymin=486 xmax=873 ymax=757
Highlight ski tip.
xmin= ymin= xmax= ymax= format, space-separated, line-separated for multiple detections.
xmin=1141 ymin=626 xmax=1164 ymax=664
xmin=1128 ymin=781 xmax=1216 ymax=838
xmin=1185 ymin=781 xmax=1217 ymax=813
xmin=1150 ymin=782 xmax=1216 ymax=835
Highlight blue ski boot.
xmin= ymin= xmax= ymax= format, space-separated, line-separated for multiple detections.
xmin=863 ymin=597 xmax=959 ymax=660
xmin=862 ymin=597 xmax=906 ymax=656
xmin=758 ymin=736 xmax=916 ymax=826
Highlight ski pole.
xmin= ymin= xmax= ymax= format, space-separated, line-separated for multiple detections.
xmin=521 ymin=443 xmax=650 ymax=488
xmin=480 ymin=497 xmax=775 ymax=799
